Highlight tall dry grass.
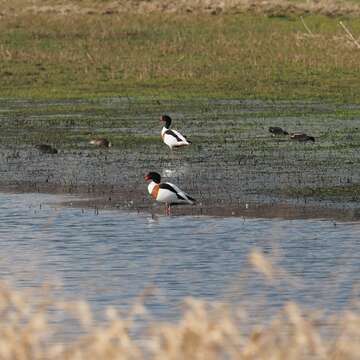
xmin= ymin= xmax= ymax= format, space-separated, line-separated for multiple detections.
xmin=0 ymin=250 xmax=358 ymax=359
xmin=3 ymin=0 xmax=360 ymax=17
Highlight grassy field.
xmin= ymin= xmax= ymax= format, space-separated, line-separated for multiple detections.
xmin=1 ymin=1 xmax=360 ymax=101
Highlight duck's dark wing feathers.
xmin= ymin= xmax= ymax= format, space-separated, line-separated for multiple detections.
xmin=164 ymin=129 xmax=182 ymax=142
xmin=159 ymin=183 xmax=186 ymax=200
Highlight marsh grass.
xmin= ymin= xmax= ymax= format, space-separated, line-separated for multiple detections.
xmin=0 ymin=249 xmax=358 ymax=359
xmin=1 ymin=4 xmax=360 ymax=100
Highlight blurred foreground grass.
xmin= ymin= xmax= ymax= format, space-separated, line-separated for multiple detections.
xmin=1 ymin=2 xmax=360 ymax=101
xmin=0 ymin=250 xmax=358 ymax=359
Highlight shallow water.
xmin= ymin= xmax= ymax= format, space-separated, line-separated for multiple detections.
xmin=1 ymin=192 xmax=359 ymax=330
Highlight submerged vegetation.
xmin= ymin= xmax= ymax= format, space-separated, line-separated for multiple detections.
xmin=1 ymin=1 xmax=360 ymax=100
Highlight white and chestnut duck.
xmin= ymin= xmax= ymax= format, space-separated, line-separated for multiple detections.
xmin=160 ymin=115 xmax=191 ymax=150
xmin=144 ymin=171 xmax=196 ymax=215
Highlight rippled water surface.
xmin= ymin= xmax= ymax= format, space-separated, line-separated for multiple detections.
xmin=1 ymin=192 xmax=359 ymax=325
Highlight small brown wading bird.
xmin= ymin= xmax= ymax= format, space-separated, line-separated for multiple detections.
xmin=160 ymin=115 xmax=191 ymax=150
xmin=89 ymin=138 xmax=112 ymax=148
xmin=35 ymin=144 xmax=58 ymax=154
xmin=144 ymin=171 xmax=196 ymax=216
xmin=290 ymin=133 xmax=315 ymax=142
xmin=268 ymin=126 xmax=289 ymax=136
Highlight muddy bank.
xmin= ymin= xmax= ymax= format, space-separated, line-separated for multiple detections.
xmin=0 ymin=97 xmax=359 ymax=220
xmin=1 ymin=183 xmax=359 ymax=221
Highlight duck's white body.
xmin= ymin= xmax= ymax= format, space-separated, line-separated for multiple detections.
xmin=148 ymin=180 xmax=195 ymax=205
xmin=161 ymin=127 xmax=190 ymax=149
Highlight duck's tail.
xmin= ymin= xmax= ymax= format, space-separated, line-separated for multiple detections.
xmin=186 ymin=194 xmax=196 ymax=204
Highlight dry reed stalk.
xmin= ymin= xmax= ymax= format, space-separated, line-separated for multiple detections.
xmin=339 ymin=21 xmax=360 ymax=50
xmin=300 ymin=16 xmax=313 ymax=36
xmin=0 ymin=256 xmax=358 ymax=359
xmin=249 ymin=249 xmax=276 ymax=281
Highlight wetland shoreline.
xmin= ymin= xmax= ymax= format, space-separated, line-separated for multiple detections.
xmin=0 ymin=182 xmax=358 ymax=221
xmin=0 ymin=96 xmax=359 ymax=222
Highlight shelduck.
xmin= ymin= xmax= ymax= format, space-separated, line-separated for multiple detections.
xmin=144 ymin=171 xmax=196 ymax=215
xmin=160 ymin=115 xmax=191 ymax=149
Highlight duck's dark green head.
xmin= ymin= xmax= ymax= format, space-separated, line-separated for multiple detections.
xmin=160 ymin=115 xmax=172 ymax=129
xmin=144 ymin=172 xmax=161 ymax=184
